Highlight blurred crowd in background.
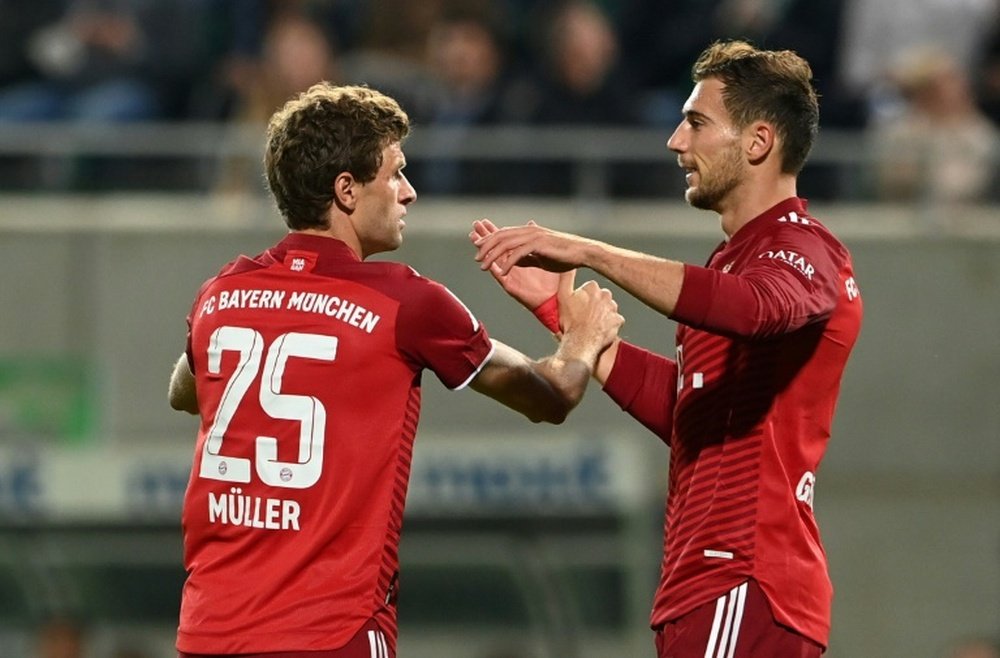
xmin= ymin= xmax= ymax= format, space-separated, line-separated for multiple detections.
xmin=0 ymin=0 xmax=998 ymax=200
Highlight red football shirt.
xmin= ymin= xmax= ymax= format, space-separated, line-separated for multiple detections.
xmin=603 ymin=198 xmax=862 ymax=647
xmin=177 ymin=233 xmax=493 ymax=655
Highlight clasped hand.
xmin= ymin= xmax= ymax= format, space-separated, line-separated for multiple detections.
xmin=470 ymin=219 xmax=622 ymax=349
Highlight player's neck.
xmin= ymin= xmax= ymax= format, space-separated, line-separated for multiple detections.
xmin=295 ymin=226 xmax=364 ymax=260
xmin=718 ymin=174 xmax=798 ymax=239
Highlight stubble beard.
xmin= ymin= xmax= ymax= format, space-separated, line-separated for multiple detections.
xmin=685 ymin=144 xmax=744 ymax=211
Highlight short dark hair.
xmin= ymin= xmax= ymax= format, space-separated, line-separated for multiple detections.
xmin=264 ymin=83 xmax=410 ymax=230
xmin=692 ymin=40 xmax=819 ymax=175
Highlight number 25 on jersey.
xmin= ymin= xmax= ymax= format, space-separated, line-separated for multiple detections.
xmin=199 ymin=325 xmax=336 ymax=490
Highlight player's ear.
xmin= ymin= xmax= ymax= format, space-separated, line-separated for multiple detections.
xmin=333 ymin=172 xmax=358 ymax=211
xmin=745 ymin=121 xmax=775 ymax=165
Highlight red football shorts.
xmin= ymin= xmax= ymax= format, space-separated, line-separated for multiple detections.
xmin=654 ymin=579 xmax=825 ymax=658
xmin=178 ymin=619 xmax=393 ymax=658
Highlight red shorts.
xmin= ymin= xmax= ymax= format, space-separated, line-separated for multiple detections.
xmin=178 ymin=619 xmax=393 ymax=658
xmin=654 ymin=579 xmax=824 ymax=658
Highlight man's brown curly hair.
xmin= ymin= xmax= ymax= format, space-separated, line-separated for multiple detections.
xmin=264 ymin=83 xmax=411 ymax=230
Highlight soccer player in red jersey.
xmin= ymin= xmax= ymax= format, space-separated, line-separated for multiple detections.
xmin=473 ymin=41 xmax=863 ymax=657
xmin=167 ymin=84 xmax=623 ymax=658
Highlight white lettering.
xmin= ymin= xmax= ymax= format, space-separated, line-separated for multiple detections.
xmin=359 ymin=312 xmax=379 ymax=333
xmin=334 ymin=300 xmax=355 ymax=322
xmin=323 ymin=296 xmax=339 ymax=316
xmin=266 ymin=498 xmax=281 ymax=529
xmin=348 ymin=305 xmax=366 ymax=328
xmin=297 ymin=295 xmax=379 ymax=333
xmin=208 ymin=491 xmax=226 ymax=522
xmin=758 ymin=250 xmax=815 ymax=280
xmin=795 ymin=471 xmax=816 ymax=509
xmin=229 ymin=488 xmax=245 ymax=525
xmin=213 ymin=289 xmax=287 ymax=311
xmin=206 ymin=488 xmax=301 ymax=532
xmin=845 ymin=277 xmax=860 ymax=301
xmin=282 ymin=500 xmax=301 ymax=530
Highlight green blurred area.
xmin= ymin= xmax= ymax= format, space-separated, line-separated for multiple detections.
xmin=0 ymin=356 xmax=99 ymax=445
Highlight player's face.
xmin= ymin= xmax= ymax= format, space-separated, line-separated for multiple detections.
xmin=353 ymin=142 xmax=417 ymax=257
xmin=667 ymin=78 xmax=746 ymax=211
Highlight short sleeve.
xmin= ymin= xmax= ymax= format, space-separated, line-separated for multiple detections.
xmin=395 ymin=274 xmax=494 ymax=390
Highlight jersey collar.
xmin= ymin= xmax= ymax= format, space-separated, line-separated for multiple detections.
xmin=727 ymin=197 xmax=809 ymax=248
xmin=270 ymin=232 xmax=363 ymax=264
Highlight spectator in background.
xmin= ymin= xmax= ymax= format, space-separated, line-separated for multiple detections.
xmin=213 ymin=10 xmax=343 ymax=202
xmin=418 ymin=3 xmax=535 ymax=194
xmin=617 ymin=0 xmax=714 ymax=124
xmin=870 ymin=48 xmax=999 ymax=205
xmin=340 ymin=0 xmax=444 ymax=122
xmin=525 ymin=0 xmax=639 ymax=126
xmin=185 ymin=0 xmax=270 ymax=121
xmin=425 ymin=5 xmax=518 ymax=128
xmin=189 ymin=0 xmax=361 ymax=120
xmin=0 ymin=0 xmax=209 ymax=190
xmin=0 ymin=0 xmax=207 ymax=122
xmin=229 ymin=10 xmax=342 ymax=126
xmin=513 ymin=0 xmax=642 ymax=196
xmin=838 ymin=0 xmax=1000 ymax=124
xmin=0 ymin=0 xmax=64 ymax=89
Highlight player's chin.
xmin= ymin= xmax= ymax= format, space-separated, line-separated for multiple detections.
xmin=371 ymin=233 xmax=403 ymax=255
xmin=686 ymin=188 xmax=715 ymax=211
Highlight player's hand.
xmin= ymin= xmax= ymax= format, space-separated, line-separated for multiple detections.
xmin=470 ymin=219 xmax=562 ymax=310
xmin=558 ymin=274 xmax=624 ymax=353
xmin=472 ymin=221 xmax=590 ymax=275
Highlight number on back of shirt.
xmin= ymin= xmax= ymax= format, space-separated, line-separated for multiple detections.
xmin=199 ymin=325 xmax=337 ymax=489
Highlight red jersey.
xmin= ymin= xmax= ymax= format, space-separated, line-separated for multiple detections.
xmin=177 ymin=233 xmax=493 ymax=655
xmin=603 ymin=198 xmax=862 ymax=647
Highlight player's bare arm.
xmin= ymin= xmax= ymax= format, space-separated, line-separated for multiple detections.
xmin=470 ymin=273 xmax=623 ymax=422
xmin=168 ymin=353 xmax=198 ymax=415
xmin=471 ymin=219 xmax=622 ymax=385
xmin=473 ymin=221 xmax=686 ymax=317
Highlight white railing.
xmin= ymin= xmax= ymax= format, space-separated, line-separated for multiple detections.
xmin=0 ymin=122 xmax=897 ymax=199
